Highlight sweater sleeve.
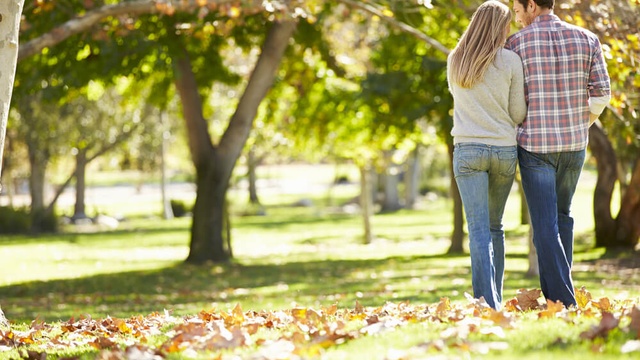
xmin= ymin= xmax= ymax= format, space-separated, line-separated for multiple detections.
xmin=508 ymin=53 xmax=527 ymax=125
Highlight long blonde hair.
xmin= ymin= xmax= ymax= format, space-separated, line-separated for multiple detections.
xmin=448 ymin=1 xmax=512 ymax=88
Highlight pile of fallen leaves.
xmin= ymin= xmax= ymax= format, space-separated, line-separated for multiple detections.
xmin=1 ymin=287 xmax=639 ymax=359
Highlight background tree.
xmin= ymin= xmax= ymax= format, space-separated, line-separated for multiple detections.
xmin=0 ymin=0 xmax=25 ymax=177
xmin=556 ymin=0 xmax=640 ymax=248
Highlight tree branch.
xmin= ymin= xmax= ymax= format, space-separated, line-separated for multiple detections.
xmin=18 ymin=0 xmax=265 ymax=61
xmin=338 ymin=0 xmax=451 ymax=55
xmin=19 ymin=0 xmax=450 ymax=62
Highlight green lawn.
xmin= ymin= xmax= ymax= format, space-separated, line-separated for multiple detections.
xmin=0 ymin=172 xmax=639 ymax=359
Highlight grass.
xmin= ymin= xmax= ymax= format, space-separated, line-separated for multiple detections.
xmin=0 ymin=169 xmax=639 ymax=359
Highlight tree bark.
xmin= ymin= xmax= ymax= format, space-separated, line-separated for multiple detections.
xmin=176 ymin=20 xmax=296 ymax=264
xmin=404 ymin=146 xmax=420 ymax=209
xmin=0 ymin=0 xmax=25 ymax=177
xmin=447 ymin=143 xmax=465 ymax=253
xmin=27 ymin=139 xmax=49 ymax=232
xmin=72 ymin=148 xmax=88 ymax=219
xmin=588 ymin=124 xmax=618 ymax=247
xmin=615 ymin=156 xmax=640 ymax=247
xmin=247 ymin=148 xmax=261 ymax=205
xmin=160 ymin=113 xmax=173 ymax=220
xmin=380 ymin=150 xmax=402 ymax=212
xmin=359 ymin=163 xmax=373 ymax=244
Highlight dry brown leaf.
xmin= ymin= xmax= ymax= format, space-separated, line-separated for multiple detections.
xmin=435 ymin=297 xmax=451 ymax=319
xmin=580 ymin=312 xmax=620 ymax=340
xmin=484 ymin=309 xmax=515 ymax=328
xmin=538 ymin=300 xmax=565 ymax=318
xmin=516 ymin=289 xmax=542 ymax=311
xmin=90 ymin=336 xmax=118 ymax=350
xmin=593 ymin=297 xmax=613 ymax=312
xmin=323 ymin=304 xmax=338 ymax=316
xmin=504 ymin=298 xmax=521 ymax=312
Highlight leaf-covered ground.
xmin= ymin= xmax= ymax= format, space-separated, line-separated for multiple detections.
xmin=2 ymin=287 xmax=639 ymax=359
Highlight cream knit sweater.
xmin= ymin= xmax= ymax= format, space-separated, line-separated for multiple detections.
xmin=447 ymin=48 xmax=527 ymax=146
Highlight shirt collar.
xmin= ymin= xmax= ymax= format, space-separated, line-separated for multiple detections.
xmin=533 ymin=13 xmax=560 ymax=24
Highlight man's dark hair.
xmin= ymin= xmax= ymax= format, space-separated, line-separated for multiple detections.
xmin=516 ymin=0 xmax=554 ymax=10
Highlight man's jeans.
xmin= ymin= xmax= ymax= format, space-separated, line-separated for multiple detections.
xmin=518 ymin=147 xmax=586 ymax=308
xmin=453 ymin=143 xmax=517 ymax=310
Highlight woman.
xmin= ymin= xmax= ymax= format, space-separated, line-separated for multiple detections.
xmin=447 ymin=0 xmax=526 ymax=310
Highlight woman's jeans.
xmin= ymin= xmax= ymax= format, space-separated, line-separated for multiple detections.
xmin=517 ymin=147 xmax=585 ymax=308
xmin=453 ymin=143 xmax=517 ymax=310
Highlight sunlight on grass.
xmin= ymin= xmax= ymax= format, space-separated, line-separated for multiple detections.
xmin=1 ymin=168 xmax=638 ymax=359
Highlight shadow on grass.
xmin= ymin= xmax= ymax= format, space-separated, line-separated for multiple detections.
xmin=0 ymin=252 xmax=481 ymax=323
xmin=2 ymin=247 xmax=632 ymax=324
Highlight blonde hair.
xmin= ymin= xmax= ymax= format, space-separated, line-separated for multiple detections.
xmin=448 ymin=1 xmax=512 ymax=88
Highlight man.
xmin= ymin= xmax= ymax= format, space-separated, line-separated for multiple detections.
xmin=506 ymin=0 xmax=611 ymax=307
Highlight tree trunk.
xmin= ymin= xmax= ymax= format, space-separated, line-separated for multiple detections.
xmin=160 ymin=113 xmax=173 ymax=220
xmin=27 ymin=142 xmax=48 ymax=232
xmin=526 ymin=225 xmax=539 ymax=277
xmin=175 ymin=20 xmax=296 ymax=264
xmin=588 ymin=124 xmax=619 ymax=247
xmin=516 ymin=173 xmax=530 ymax=225
xmin=0 ymin=0 xmax=25 ymax=176
xmin=404 ymin=146 xmax=420 ymax=209
xmin=615 ymin=156 xmax=640 ymax=247
xmin=587 ymin=124 xmax=640 ymax=248
xmin=72 ymin=148 xmax=88 ymax=219
xmin=247 ymin=148 xmax=260 ymax=205
xmin=380 ymin=151 xmax=401 ymax=212
xmin=359 ymin=163 xmax=373 ymax=244
xmin=447 ymin=143 xmax=465 ymax=253
xmin=1 ymin=135 xmax=16 ymax=206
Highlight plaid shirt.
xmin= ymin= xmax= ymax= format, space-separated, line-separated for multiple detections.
xmin=506 ymin=14 xmax=611 ymax=153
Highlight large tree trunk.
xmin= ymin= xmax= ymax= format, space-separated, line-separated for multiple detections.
xmin=616 ymin=156 xmax=640 ymax=247
xmin=73 ymin=148 xmax=88 ymax=219
xmin=175 ymin=20 xmax=296 ymax=264
xmin=0 ymin=0 xmax=25 ymax=177
xmin=588 ymin=123 xmax=640 ymax=248
xmin=447 ymin=143 xmax=465 ymax=253
xmin=588 ymin=124 xmax=621 ymax=247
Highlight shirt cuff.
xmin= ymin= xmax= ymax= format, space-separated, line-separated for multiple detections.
xmin=589 ymin=95 xmax=611 ymax=115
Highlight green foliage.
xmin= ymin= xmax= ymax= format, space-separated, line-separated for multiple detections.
xmin=555 ymin=0 xmax=640 ymax=161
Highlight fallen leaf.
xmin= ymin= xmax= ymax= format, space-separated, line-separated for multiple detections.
xmin=435 ymin=298 xmax=451 ymax=319
xmin=516 ymin=289 xmax=542 ymax=311
xmin=575 ymin=286 xmax=592 ymax=309
xmin=538 ymin=300 xmax=565 ymax=318
xmin=580 ymin=312 xmax=620 ymax=340
xmin=593 ymin=297 xmax=613 ymax=312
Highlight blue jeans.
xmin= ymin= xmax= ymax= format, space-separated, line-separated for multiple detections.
xmin=517 ymin=147 xmax=586 ymax=308
xmin=453 ymin=143 xmax=517 ymax=310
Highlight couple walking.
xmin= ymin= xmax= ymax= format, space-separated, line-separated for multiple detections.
xmin=447 ymin=0 xmax=611 ymax=310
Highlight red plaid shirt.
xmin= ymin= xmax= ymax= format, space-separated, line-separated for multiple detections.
xmin=506 ymin=14 xmax=611 ymax=153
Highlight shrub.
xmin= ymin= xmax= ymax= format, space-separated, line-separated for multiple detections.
xmin=0 ymin=207 xmax=31 ymax=234
xmin=170 ymin=199 xmax=191 ymax=217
